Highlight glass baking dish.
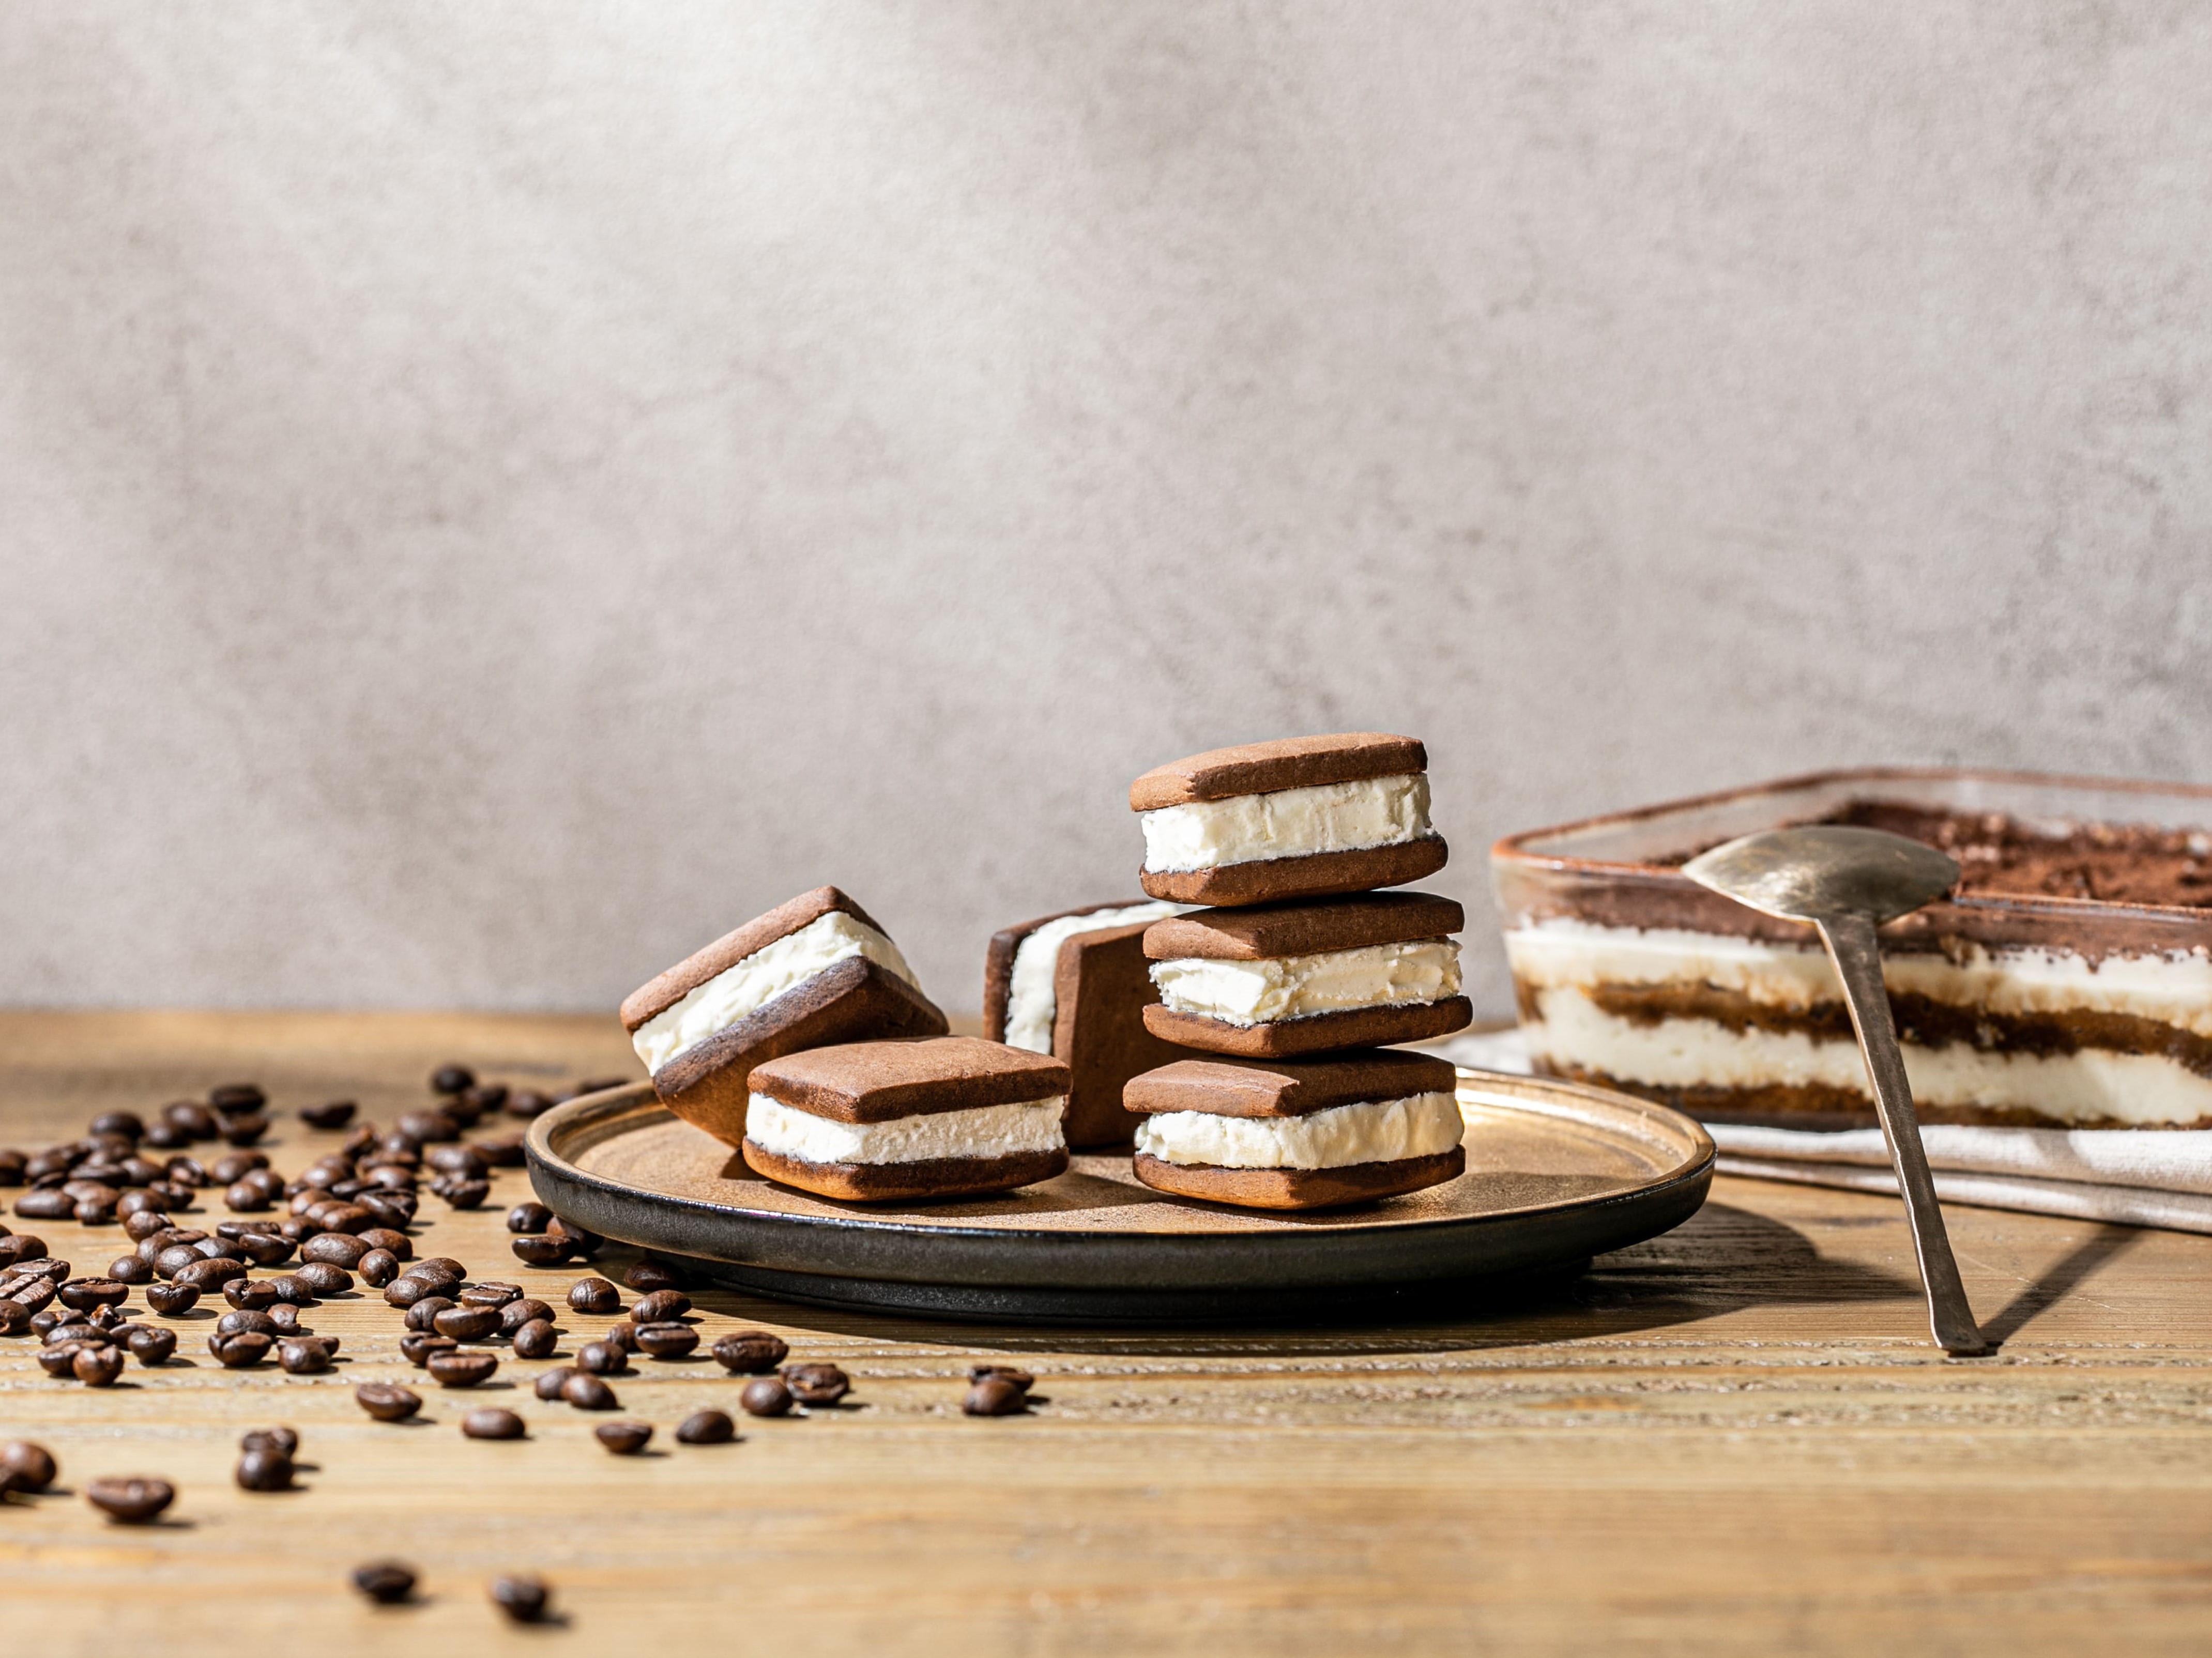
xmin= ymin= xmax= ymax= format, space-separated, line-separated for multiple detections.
xmin=1489 ymin=768 xmax=2212 ymax=1131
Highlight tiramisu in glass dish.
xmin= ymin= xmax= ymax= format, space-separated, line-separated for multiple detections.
xmin=1491 ymin=770 xmax=2212 ymax=1130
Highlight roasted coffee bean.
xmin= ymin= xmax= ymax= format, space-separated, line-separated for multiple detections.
xmin=72 ymin=1196 xmax=117 ymax=1225
xmin=0 ymin=1299 xmax=28 ymax=1335
xmin=635 ymin=1323 xmax=700 ymax=1360
xmin=473 ymin=1136 xmax=526 ymax=1168
xmin=235 ymin=1448 xmax=294 ymax=1491
xmin=547 ymin=1217 xmax=600 ymax=1257
xmin=310 ymin=1202 xmax=373 ymax=1235
xmin=623 ymin=1258 xmax=684 ymax=1293
xmin=209 ymin=1330 xmax=272 ymax=1368
xmin=595 ymin=1421 xmax=652 ymax=1455
xmin=173 ymin=1256 xmax=248 ymax=1291
xmin=0 ymin=1151 xmax=23 ymax=1186
xmin=712 ymin=1332 xmax=789 ymax=1374
xmin=490 ymin=1573 xmax=551 ymax=1623
xmin=355 ymin=1227 xmax=410 ymax=1260
xmin=73 ymin=1344 xmax=127 ymax=1386
xmin=223 ymin=1180 xmax=271 ymax=1211
xmin=575 ymin=1340 xmax=628 ymax=1376
xmin=279 ymin=1338 xmax=334 ymax=1375
xmin=142 ymin=1122 xmax=185 ymax=1149
xmin=417 ymin=1255 xmax=468 ymax=1281
xmin=501 ymin=1202 xmax=552 ymax=1238
xmin=222 ymin=1279 xmax=283 ymax=1312
xmin=153 ymin=1244 xmax=204 ymax=1279
xmin=356 ymin=1249 xmax=401 ymax=1288
xmin=230 ymin=1232 xmax=294 ymax=1267
xmin=461 ymin=1407 xmax=526 ymax=1441
xmin=967 ymin=1364 xmax=1035 ymax=1392
xmin=208 ymin=1152 xmax=265 ymax=1184
xmin=164 ymin=1101 xmax=218 ymax=1139
xmin=631 ymin=1288 xmax=692 ymax=1323
xmin=9 ymin=1278 xmax=57 ymax=1313
xmin=352 ymin=1560 xmax=416 ymax=1604
xmin=108 ymin=1253 xmax=153 ymax=1285
xmin=36 ymin=1342 xmax=88 ymax=1377
xmin=384 ymin=1278 xmax=440 ymax=1310
xmin=504 ymin=1090 xmax=554 ymax=1119
xmin=675 ymin=1408 xmax=736 ymax=1446
xmin=782 ymin=1363 xmax=850 ymax=1406
xmin=510 ymin=1318 xmax=557 ymax=1359
xmin=433 ymin=1306 xmax=501 ymax=1343
xmin=963 ymin=1377 xmax=1027 ymax=1417
xmin=217 ymin=1309 xmax=281 ymax=1338
xmin=372 ymin=1133 xmax=421 ymax=1163
xmin=3 ymin=1441 xmax=56 ymax=1492
xmin=400 ymin=1333 xmax=457 ymax=1369
xmin=560 ymin=1372 xmax=618 ymax=1410
xmin=358 ymin=1192 xmax=417 ymax=1231
xmin=14 ymin=1190 xmax=73 ymax=1220
xmin=463 ymin=1081 xmax=509 ymax=1114
xmin=438 ymin=1178 xmax=491 ymax=1210
xmin=426 ymin=1350 xmax=498 ymax=1388
xmin=499 ymin=1297 xmax=554 ymax=1335
xmin=220 ymin=1114 xmax=269 ymax=1147
xmin=46 ymin=1319 xmax=102 ymax=1346
xmin=57 ymin=1278 xmax=130 ymax=1312
xmin=404 ymin=1297 xmax=456 ymax=1332
xmin=431 ymin=1064 xmax=476 ymax=1096
xmin=294 ymin=1261 xmax=353 ymax=1297
xmin=511 ymin=1235 xmax=569 ymax=1267
xmin=606 ymin=1322 xmax=639 ymax=1353
xmin=301 ymin=1232 xmax=369 ymax=1269
xmin=144 ymin=1282 xmax=199 ymax=1316
xmin=89 ymin=1111 xmax=144 ymax=1140
xmin=426 ymin=1144 xmax=486 ymax=1177
xmin=567 ymin=1278 xmax=621 ymax=1315
xmin=263 ymin=1275 xmax=319 ymax=1307
xmin=85 ymin=1476 xmax=173 ymax=1524
xmin=236 ymin=1428 xmax=299 ymax=1461
xmin=288 ymin=1187 xmax=337 ymax=1217
xmin=397 ymin=1110 xmax=459 ymax=1145
xmin=126 ymin=1326 xmax=177 ymax=1365
xmin=114 ymin=1188 xmax=165 ymax=1220
xmin=355 ymin=1383 xmax=422 ymax=1422
xmin=740 ymin=1376 xmax=794 ymax=1418
xmin=0 ymin=1232 xmax=48 ymax=1265
xmin=534 ymin=1367 xmax=577 ymax=1400
xmin=209 ymin=1083 xmax=266 ymax=1114
xmin=459 ymin=1280 xmax=521 ymax=1309
xmin=299 ymin=1100 xmax=357 ymax=1130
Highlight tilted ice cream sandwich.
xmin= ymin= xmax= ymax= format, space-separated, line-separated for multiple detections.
xmin=983 ymin=899 xmax=1192 ymax=1148
xmin=1130 ymin=733 xmax=1447 ymax=907
xmin=743 ymin=1036 xmax=1072 ymax=1202
xmin=1140 ymin=892 xmax=1473 ymax=1057
xmin=620 ymin=887 xmax=948 ymax=1146
xmin=1124 ymin=1050 xmax=1466 ymax=1209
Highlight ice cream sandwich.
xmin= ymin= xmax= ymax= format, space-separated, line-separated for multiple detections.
xmin=1124 ymin=1050 xmax=1466 ymax=1209
xmin=983 ymin=899 xmax=1192 ymax=1148
xmin=743 ymin=1036 xmax=1072 ymax=1202
xmin=1140 ymin=891 xmax=1473 ymax=1057
xmin=1130 ymin=733 xmax=1447 ymax=907
xmin=621 ymin=887 xmax=948 ymax=1146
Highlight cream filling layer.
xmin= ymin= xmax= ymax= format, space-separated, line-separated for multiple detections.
xmin=1524 ymin=987 xmax=2212 ymax=1125
xmin=1505 ymin=918 xmax=2212 ymax=1037
xmin=1003 ymin=901 xmax=1185 ymax=1054
xmin=1151 ymin=938 xmax=1460 ymax=1026
xmin=633 ymin=912 xmax=917 ymax=1075
xmin=1139 ymin=773 xmax=1432 ymax=873
xmin=1134 ymin=1091 xmax=1465 ymax=1169
xmin=743 ymin=1093 xmax=1067 ymax=1166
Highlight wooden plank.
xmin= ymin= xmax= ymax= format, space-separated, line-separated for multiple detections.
xmin=3 ymin=1010 xmax=2211 ymax=1654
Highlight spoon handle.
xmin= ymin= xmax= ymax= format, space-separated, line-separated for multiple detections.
xmin=1815 ymin=913 xmax=1988 ymax=1355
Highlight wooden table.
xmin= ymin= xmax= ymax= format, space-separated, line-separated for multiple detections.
xmin=5 ymin=1012 xmax=2211 ymax=1655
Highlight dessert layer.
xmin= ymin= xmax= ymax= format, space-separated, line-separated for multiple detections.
xmin=1151 ymin=939 xmax=1461 ymax=1026
xmin=1132 ymin=1091 xmax=1464 ymax=1169
xmin=1003 ymin=900 xmax=1182 ymax=1054
xmin=632 ymin=911 xmax=917 ymax=1075
xmin=1808 ymin=800 xmax=2212 ymax=909
xmin=742 ymin=1093 xmax=1067 ymax=1166
xmin=1139 ymin=773 xmax=1433 ymax=874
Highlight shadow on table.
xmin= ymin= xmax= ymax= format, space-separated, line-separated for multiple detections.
xmin=666 ymin=1201 xmax=1924 ymax=1359
xmin=1977 ymin=1222 xmax=2147 ymax=1347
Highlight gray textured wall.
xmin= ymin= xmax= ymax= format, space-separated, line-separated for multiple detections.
xmin=5 ymin=3 xmax=2210 ymax=1020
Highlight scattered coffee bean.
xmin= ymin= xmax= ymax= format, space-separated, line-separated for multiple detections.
xmin=511 ymin=1319 xmax=558 ymax=1359
xmin=535 ymin=1367 xmax=577 ymax=1400
xmin=106 ymin=1253 xmax=153 ymax=1286
xmin=218 ymin=1309 xmax=280 ymax=1338
xmin=73 ymin=1344 xmax=127 ymax=1386
xmin=506 ymin=1202 xmax=552 ymax=1236
xmin=144 ymin=1282 xmax=199 ymax=1316
xmin=462 ymin=1082 xmax=509 ymax=1115
xmin=279 ymin=1338 xmax=334 ymax=1374
xmin=963 ymin=1377 xmax=1027 ymax=1416
xmin=505 ymin=1090 xmax=554 ymax=1119
xmin=16 ymin=1190 xmax=75 ymax=1221
xmin=575 ymin=1340 xmax=628 ymax=1376
xmin=301 ymin=1232 xmax=369 ymax=1268
xmin=431 ymin=1064 xmax=476 ymax=1096
xmin=433 ymin=1306 xmax=501 ymax=1343
xmin=355 ymin=1249 xmax=401 ymax=1288
xmin=85 ymin=1476 xmax=174 ymax=1524
xmin=474 ymin=1135 xmax=526 ymax=1168
xmin=173 ymin=1256 xmax=247 ymax=1291
xmin=264 ymin=1274 xmax=320 ymax=1307
xmin=352 ymin=1560 xmax=416 ymax=1604
xmin=3 ymin=1440 xmax=57 ymax=1492
xmin=675 ymin=1409 xmax=736 ymax=1446
xmin=58 ymin=1277 xmax=130 ymax=1311
xmin=221 ymin=1279 xmax=282 ymax=1312
xmin=438 ymin=1178 xmax=491 ymax=1211
xmin=220 ymin=1114 xmax=270 ymax=1147
xmin=498 ymin=1296 xmax=553 ymax=1334
xmin=123 ymin=1210 xmax=171 ymax=1243
xmin=400 ymin=1333 xmax=457 ymax=1369
xmin=230 ymin=1231 xmax=294 ymax=1267
xmin=426 ymin=1144 xmax=486 ymax=1177
xmin=967 ymin=1364 xmax=1035 ymax=1392
xmin=606 ymin=1322 xmax=640 ymax=1353
xmin=224 ymin=1180 xmax=270 ymax=1211
xmin=632 ymin=1288 xmax=692 ymax=1323
xmin=560 ymin=1372 xmax=618 ymax=1410
xmin=547 ymin=1217 xmax=600 ymax=1257
xmin=782 ymin=1363 xmax=850 ymax=1406
xmin=357 ymin=1227 xmax=411 ymax=1260
xmin=355 ymin=1383 xmax=423 ymax=1422
xmin=294 ymin=1261 xmax=353 ymax=1297
xmin=208 ymin=1330 xmax=272 ymax=1368
xmin=0 ymin=1300 xmax=28 ymax=1335
xmin=209 ymin=1083 xmax=265 ymax=1114
xmin=426 ymin=1350 xmax=498 ymax=1388
xmin=300 ymin=1100 xmax=357 ymax=1130
xmin=623 ymin=1258 xmax=684 ymax=1293
xmin=712 ymin=1332 xmax=788 ymax=1374
xmin=269 ymin=1302 xmax=306 ymax=1334
xmin=90 ymin=1111 xmax=144 ymax=1140
xmin=404 ymin=1297 xmax=456 ymax=1332
xmin=740 ymin=1377 xmax=793 ymax=1418
xmin=490 ymin=1573 xmax=551 ymax=1623
xmin=567 ymin=1278 xmax=621 ymax=1315
xmin=416 ymin=1255 xmax=469 ymax=1282
xmin=125 ymin=1326 xmax=177 ymax=1366
xmin=459 ymin=1282 xmax=520 ymax=1310
xmin=462 ymin=1408 xmax=526 ymax=1441
xmin=36 ymin=1343 xmax=87 ymax=1378
xmin=635 ymin=1323 xmax=699 ymax=1360
xmin=397 ymin=1110 xmax=459 ymax=1145
xmin=511 ymin=1235 xmax=568 ymax=1267
xmin=235 ymin=1448 xmax=294 ymax=1491
xmin=596 ymin=1421 xmax=652 ymax=1455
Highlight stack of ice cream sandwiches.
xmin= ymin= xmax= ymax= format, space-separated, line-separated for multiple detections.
xmin=1119 ymin=733 xmax=1474 ymax=1209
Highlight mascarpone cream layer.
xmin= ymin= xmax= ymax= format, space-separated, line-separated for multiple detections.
xmin=1151 ymin=938 xmax=1461 ymax=1026
xmin=1524 ymin=987 xmax=2212 ymax=1125
xmin=633 ymin=911 xmax=917 ymax=1075
xmin=1140 ymin=773 xmax=1432 ymax=873
xmin=1135 ymin=1091 xmax=1465 ymax=1169
xmin=744 ymin=1093 xmax=1067 ymax=1166
xmin=1004 ymin=901 xmax=1185 ymax=1054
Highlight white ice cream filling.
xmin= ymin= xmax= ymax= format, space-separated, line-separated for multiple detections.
xmin=1134 ymin=1091 xmax=1465 ymax=1170
xmin=1003 ymin=901 xmax=1186 ymax=1054
xmin=743 ymin=1093 xmax=1067 ymax=1166
xmin=633 ymin=911 xmax=918 ymax=1075
xmin=1139 ymin=773 xmax=1433 ymax=873
xmin=1151 ymin=938 xmax=1461 ymax=1026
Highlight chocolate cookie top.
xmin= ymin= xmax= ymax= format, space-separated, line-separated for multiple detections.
xmin=749 ymin=1036 xmax=1073 ymax=1123
xmin=620 ymin=886 xmax=889 ymax=1032
xmin=1128 ymin=733 xmax=1428 ymax=812
xmin=1123 ymin=1050 xmax=1459 ymax=1117
xmin=1142 ymin=891 xmax=1464 ymax=961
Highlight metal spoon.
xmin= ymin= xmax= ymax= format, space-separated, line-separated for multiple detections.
xmin=1683 ymin=824 xmax=1988 ymax=1355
